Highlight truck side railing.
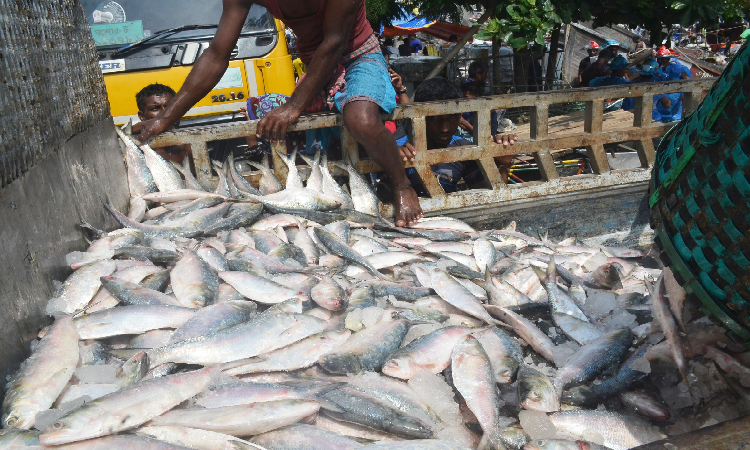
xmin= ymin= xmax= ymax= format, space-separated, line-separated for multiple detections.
xmin=151 ymin=78 xmax=715 ymax=216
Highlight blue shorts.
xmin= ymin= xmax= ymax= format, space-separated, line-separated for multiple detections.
xmin=335 ymin=51 xmax=397 ymax=114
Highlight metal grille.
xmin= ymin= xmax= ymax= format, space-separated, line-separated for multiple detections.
xmin=0 ymin=0 xmax=111 ymax=188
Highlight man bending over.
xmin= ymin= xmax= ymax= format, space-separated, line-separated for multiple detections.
xmin=134 ymin=0 xmax=422 ymax=226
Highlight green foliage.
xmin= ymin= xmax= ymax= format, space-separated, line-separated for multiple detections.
xmin=365 ymin=0 xmax=409 ymax=28
xmin=475 ymin=0 xmax=562 ymax=50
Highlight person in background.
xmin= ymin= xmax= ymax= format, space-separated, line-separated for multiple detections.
xmin=656 ymin=46 xmax=691 ymax=80
xmin=409 ymin=34 xmax=423 ymax=54
xmin=466 ymin=61 xmax=489 ymax=94
xmin=398 ymin=38 xmax=412 ymax=57
xmin=383 ymin=37 xmax=399 ymax=60
xmin=579 ymin=47 xmax=612 ymax=87
xmin=622 ymin=58 xmax=677 ymax=122
xmin=402 ymin=77 xmax=517 ymax=193
xmin=135 ymin=84 xmax=191 ymax=165
xmin=602 ymin=39 xmax=621 ymax=57
xmin=579 ymin=41 xmax=600 ymax=78
xmin=442 ymin=34 xmax=458 ymax=50
xmin=589 ymin=55 xmax=631 ymax=87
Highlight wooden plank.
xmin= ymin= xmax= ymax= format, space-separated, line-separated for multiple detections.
xmin=633 ymin=94 xmax=654 ymax=128
xmin=478 ymin=158 xmax=507 ymax=189
xmin=411 ymin=117 xmax=445 ymax=197
xmin=584 ymin=100 xmax=603 ymax=133
xmin=683 ymin=87 xmax=705 ymax=116
xmin=535 ymin=149 xmax=559 ymax=181
xmin=340 ymin=126 xmax=360 ymax=165
xmin=634 ymin=138 xmax=656 ymax=167
xmin=587 ymin=144 xmax=610 ymax=174
xmin=187 ymin=140 xmax=212 ymax=189
xmin=474 ymin=109 xmax=507 ymax=189
xmin=530 ymin=103 xmax=549 ymax=139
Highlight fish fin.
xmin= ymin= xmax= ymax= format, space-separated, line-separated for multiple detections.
xmin=275 ymin=148 xmax=291 ymax=166
xmin=531 ymin=265 xmax=547 ymax=283
xmin=314 ymin=146 xmax=321 ymax=165
xmin=246 ymin=160 xmax=265 ymax=172
xmin=299 ymin=153 xmax=315 ymax=167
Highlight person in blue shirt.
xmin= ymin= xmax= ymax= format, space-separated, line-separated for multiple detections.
xmin=409 ymin=34 xmax=423 ymax=54
xmin=589 ymin=55 xmax=631 ymax=87
xmin=655 ymin=46 xmax=690 ymax=80
xmin=622 ymin=58 xmax=681 ymax=122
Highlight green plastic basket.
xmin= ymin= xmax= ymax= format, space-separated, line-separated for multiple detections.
xmin=650 ymin=40 xmax=750 ymax=346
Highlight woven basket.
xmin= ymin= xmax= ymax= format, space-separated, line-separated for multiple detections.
xmin=650 ymin=40 xmax=750 ymax=345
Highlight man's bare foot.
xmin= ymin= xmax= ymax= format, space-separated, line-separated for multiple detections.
xmin=393 ymin=185 xmax=423 ymax=227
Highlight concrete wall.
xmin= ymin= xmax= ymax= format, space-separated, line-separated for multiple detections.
xmin=0 ymin=0 xmax=129 ymax=382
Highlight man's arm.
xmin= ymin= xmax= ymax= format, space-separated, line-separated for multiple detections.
xmin=256 ymin=0 xmax=361 ymax=142
xmin=135 ymin=0 xmax=253 ymax=143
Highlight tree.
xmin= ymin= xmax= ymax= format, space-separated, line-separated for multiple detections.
xmin=365 ymin=0 xmax=409 ymax=29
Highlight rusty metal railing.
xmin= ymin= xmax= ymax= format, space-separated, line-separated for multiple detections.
xmin=150 ymin=78 xmax=715 ymax=216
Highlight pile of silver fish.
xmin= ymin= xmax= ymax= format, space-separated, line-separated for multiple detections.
xmin=1 ymin=129 xmax=749 ymax=450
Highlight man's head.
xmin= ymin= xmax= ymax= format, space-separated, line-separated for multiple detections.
xmin=409 ymin=34 xmax=417 ymax=42
xmin=655 ymin=46 xmax=676 ymax=69
xmin=414 ymin=77 xmax=463 ymax=149
xmin=468 ymin=61 xmax=489 ymax=83
xmin=585 ymin=40 xmax=600 ymax=57
xmin=384 ymin=38 xmax=394 ymax=47
xmin=596 ymin=48 xmax=612 ymax=65
xmin=448 ymin=34 xmax=458 ymax=43
xmin=608 ymin=55 xmax=629 ymax=77
xmin=136 ymin=83 xmax=176 ymax=121
xmin=460 ymin=80 xmax=477 ymax=98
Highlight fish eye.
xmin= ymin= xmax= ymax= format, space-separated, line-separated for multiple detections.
xmin=5 ymin=415 xmax=18 ymax=427
xmin=51 ymin=421 xmax=64 ymax=429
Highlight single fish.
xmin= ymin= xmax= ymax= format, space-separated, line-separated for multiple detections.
xmin=140 ymin=143 xmax=185 ymax=192
xmin=248 ymin=154 xmax=283 ymax=196
xmin=251 ymin=423 xmax=363 ymax=450
xmin=485 ymin=305 xmax=556 ymax=364
xmin=99 ymin=276 xmax=183 ymax=307
xmin=171 ymin=251 xmax=219 ymax=308
xmin=517 ymin=366 xmax=560 ymax=412
xmin=430 ymin=269 xmax=497 ymax=324
xmin=648 ymin=274 xmax=689 ymax=384
xmin=618 ymin=391 xmax=670 ymax=421
xmin=147 ymin=313 xmax=326 ymax=367
xmin=534 ymin=259 xmax=589 ymax=322
xmin=553 ymin=328 xmax=633 ymax=396
xmin=451 ymin=335 xmax=506 ymax=449
xmin=202 ymin=203 xmax=264 ymax=235
xmin=49 ymin=259 xmax=117 ymax=314
xmin=104 ymin=202 xmax=203 ymax=239
xmin=151 ymin=399 xmax=320 ymax=436
xmin=223 ymin=329 xmax=351 ymax=375
xmin=116 ymin=127 xmax=158 ymax=197
xmin=196 ymin=245 xmax=229 ymax=272
xmin=141 ymin=190 xmax=225 ymax=203
xmin=300 ymin=148 xmax=323 ymax=193
xmin=474 ymin=238 xmax=497 ymax=273
xmin=474 ymin=326 xmax=524 ymax=384
xmin=249 ymin=188 xmax=342 ymax=212
xmin=320 ymin=153 xmax=355 ymax=210
xmin=2 ymin=316 xmax=79 ymax=430
xmin=169 ymin=300 xmax=257 ymax=344
xmin=112 ymin=246 xmax=179 ymax=262
xmin=485 ymin=270 xmax=535 ymax=308
xmin=319 ymin=318 xmax=409 ymax=374
xmin=409 ymin=217 xmax=475 ymax=234
xmin=194 ymin=381 xmax=340 ymax=409
xmin=276 ymin=147 xmax=304 ymax=190
xmin=314 ymin=226 xmax=385 ymax=279
xmin=382 ymin=326 xmax=474 ymax=380
xmin=311 ymin=275 xmax=349 ymax=311
xmin=548 ymin=410 xmax=666 ymax=450
xmin=227 ymin=152 xmax=261 ymax=195
xmin=38 ymin=368 xmax=215 ymax=445
xmin=74 ymin=305 xmax=195 ymax=339
xmin=333 ymin=161 xmax=379 ymax=216
xmin=318 ymin=386 xmax=433 ymax=439
xmin=211 ymin=160 xmax=232 ymax=198
xmin=219 ymin=271 xmax=309 ymax=304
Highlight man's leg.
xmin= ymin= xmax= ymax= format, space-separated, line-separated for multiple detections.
xmin=342 ymin=100 xmax=422 ymax=226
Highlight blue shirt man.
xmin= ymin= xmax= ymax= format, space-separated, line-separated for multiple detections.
xmin=409 ymin=34 xmax=423 ymax=54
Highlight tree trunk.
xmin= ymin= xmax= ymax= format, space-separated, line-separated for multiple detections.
xmin=544 ymin=25 xmax=561 ymax=91
xmin=425 ymin=2 xmax=496 ymax=80
xmin=492 ymin=37 xmax=501 ymax=94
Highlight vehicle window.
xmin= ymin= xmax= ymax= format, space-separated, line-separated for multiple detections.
xmin=81 ymin=0 xmax=275 ymax=46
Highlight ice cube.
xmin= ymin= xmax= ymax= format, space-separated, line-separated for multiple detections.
xmin=65 ymin=251 xmax=84 ymax=265
xmin=345 ymin=309 xmax=364 ymax=332
xmin=630 ymin=357 xmax=651 ymax=374
xmin=361 ymin=306 xmax=385 ymax=328
xmin=402 ymin=323 xmax=442 ymax=346
xmin=586 ymin=292 xmax=617 ymax=316
xmin=45 ymin=298 xmax=67 ymax=316
xmin=583 ymin=252 xmax=609 ymax=272
xmin=519 ymin=410 xmax=557 ymax=440
xmin=74 ymin=365 xmax=117 ymax=384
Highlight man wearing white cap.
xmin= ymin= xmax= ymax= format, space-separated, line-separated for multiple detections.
xmin=578 ymin=40 xmax=600 ymax=80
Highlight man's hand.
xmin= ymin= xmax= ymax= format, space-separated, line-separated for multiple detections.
xmin=133 ymin=117 xmax=169 ymax=145
xmin=256 ymin=103 xmax=302 ymax=142
xmin=494 ymin=134 xmax=518 ymax=147
xmin=399 ymin=143 xmax=416 ymax=163
xmin=389 ymin=68 xmax=405 ymax=92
